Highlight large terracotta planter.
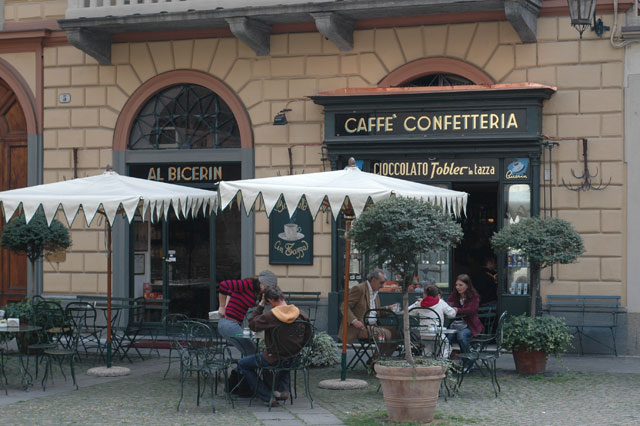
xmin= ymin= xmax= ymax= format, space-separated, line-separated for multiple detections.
xmin=512 ymin=348 xmax=547 ymax=375
xmin=374 ymin=363 xmax=446 ymax=423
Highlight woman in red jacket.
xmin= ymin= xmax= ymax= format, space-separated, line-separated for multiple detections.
xmin=447 ymin=274 xmax=483 ymax=368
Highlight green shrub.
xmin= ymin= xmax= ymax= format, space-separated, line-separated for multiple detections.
xmin=309 ymin=332 xmax=340 ymax=367
xmin=502 ymin=314 xmax=572 ymax=357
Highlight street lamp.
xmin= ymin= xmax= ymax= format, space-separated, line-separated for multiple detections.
xmin=567 ymin=0 xmax=609 ymax=38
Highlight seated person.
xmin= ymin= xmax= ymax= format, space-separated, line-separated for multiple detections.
xmin=409 ymin=285 xmax=456 ymax=357
xmin=217 ymin=270 xmax=277 ymax=357
xmin=237 ymin=285 xmax=312 ymax=407
xmin=338 ymin=269 xmax=399 ymax=357
xmin=447 ymin=274 xmax=484 ymax=370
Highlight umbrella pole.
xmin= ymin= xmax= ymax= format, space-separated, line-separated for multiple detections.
xmin=340 ymin=216 xmax=353 ymax=381
xmin=107 ymin=224 xmax=112 ymax=368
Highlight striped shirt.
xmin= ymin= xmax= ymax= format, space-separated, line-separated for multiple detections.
xmin=218 ymin=279 xmax=257 ymax=323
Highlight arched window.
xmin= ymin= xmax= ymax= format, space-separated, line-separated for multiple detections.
xmin=128 ymin=84 xmax=240 ymax=150
xmin=400 ymin=73 xmax=474 ymax=87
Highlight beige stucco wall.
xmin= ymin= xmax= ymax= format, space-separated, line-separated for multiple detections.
xmin=37 ymin=15 xmax=626 ymax=302
xmin=4 ymin=0 xmax=67 ymax=22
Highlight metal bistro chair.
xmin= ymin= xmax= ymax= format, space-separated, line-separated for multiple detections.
xmin=364 ymin=308 xmax=404 ymax=363
xmin=162 ymin=313 xmax=189 ymax=378
xmin=28 ymin=302 xmax=63 ymax=379
xmin=41 ymin=310 xmax=82 ymax=391
xmin=253 ymin=319 xmax=314 ymax=411
xmin=116 ymin=297 xmax=147 ymax=362
xmin=175 ymin=320 xmax=234 ymax=413
xmin=65 ymin=302 xmax=103 ymax=361
xmin=455 ymin=311 xmax=508 ymax=397
xmin=408 ymin=306 xmax=448 ymax=359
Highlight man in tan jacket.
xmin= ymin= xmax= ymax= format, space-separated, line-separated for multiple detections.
xmin=338 ymin=268 xmax=398 ymax=356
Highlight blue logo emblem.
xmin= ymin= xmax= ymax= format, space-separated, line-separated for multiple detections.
xmin=507 ymin=159 xmax=528 ymax=176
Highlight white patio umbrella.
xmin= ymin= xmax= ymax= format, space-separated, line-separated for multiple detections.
xmin=0 ymin=169 xmax=218 ymax=369
xmin=218 ymin=162 xmax=467 ymax=381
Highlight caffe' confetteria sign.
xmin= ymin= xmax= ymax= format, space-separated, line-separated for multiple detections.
xmin=335 ymin=109 xmax=526 ymax=137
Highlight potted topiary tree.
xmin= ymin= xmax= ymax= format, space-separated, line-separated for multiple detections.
xmin=1 ymin=210 xmax=72 ymax=297
xmin=502 ymin=314 xmax=572 ymax=375
xmin=491 ymin=216 xmax=584 ymax=374
xmin=349 ymin=196 xmax=462 ymax=423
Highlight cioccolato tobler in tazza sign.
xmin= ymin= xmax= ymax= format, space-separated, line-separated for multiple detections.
xmin=334 ymin=109 xmax=526 ymax=136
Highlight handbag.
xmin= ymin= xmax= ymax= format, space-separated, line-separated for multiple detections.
xmin=450 ymin=319 xmax=467 ymax=331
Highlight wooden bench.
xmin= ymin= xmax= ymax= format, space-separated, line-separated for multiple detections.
xmin=283 ymin=291 xmax=321 ymax=324
xmin=544 ymin=294 xmax=623 ymax=356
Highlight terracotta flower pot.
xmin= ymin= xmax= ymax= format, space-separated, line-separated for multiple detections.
xmin=374 ymin=363 xmax=446 ymax=423
xmin=512 ymin=348 xmax=547 ymax=375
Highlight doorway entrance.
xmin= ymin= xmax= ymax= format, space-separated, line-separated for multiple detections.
xmin=133 ymin=207 xmax=241 ymax=321
xmin=0 ymin=79 xmax=28 ymax=305
xmin=452 ymin=182 xmax=498 ymax=293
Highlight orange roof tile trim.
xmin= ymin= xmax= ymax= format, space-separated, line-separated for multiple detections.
xmin=314 ymin=83 xmax=557 ymax=97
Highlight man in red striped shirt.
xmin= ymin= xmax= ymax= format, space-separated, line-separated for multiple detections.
xmin=217 ymin=270 xmax=278 ymax=357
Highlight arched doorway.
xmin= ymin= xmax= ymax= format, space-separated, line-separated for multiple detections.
xmin=0 ymin=78 xmax=28 ymax=305
xmin=114 ymin=71 xmax=254 ymax=321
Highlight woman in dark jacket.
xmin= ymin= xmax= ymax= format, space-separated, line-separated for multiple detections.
xmin=447 ymin=274 xmax=483 ymax=366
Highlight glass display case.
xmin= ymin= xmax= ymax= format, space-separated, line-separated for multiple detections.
xmin=503 ymin=184 xmax=531 ymax=296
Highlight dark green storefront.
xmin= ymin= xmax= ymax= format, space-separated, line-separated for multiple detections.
xmin=310 ymin=84 xmax=556 ymax=337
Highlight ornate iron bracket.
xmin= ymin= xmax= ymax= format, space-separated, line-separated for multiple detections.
xmin=561 ymin=138 xmax=611 ymax=192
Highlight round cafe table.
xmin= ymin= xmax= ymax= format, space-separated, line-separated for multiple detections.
xmin=0 ymin=324 xmax=43 ymax=389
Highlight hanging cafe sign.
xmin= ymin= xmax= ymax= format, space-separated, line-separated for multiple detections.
xmin=334 ymin=109 xmax=527 ymax=137
xmin=373 ymin=158 xmax=499 ymax=182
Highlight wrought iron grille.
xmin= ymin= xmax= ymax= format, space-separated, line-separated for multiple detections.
xmin=128 ymin=84 xmax=241 ymax=150
xmin=401 ymin=73 xmax=474 ymax=87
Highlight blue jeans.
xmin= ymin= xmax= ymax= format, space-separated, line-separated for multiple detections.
xmin=217 ymin=317 xmax=256 ymax=357
xmin=448 ymin=328 xmax=473 ymax=369
xmin=237 ymin=354 xmax=291 ymax=403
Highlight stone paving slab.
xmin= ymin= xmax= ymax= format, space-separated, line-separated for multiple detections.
xmin=1 ymin=351 xmax=640 ymax=425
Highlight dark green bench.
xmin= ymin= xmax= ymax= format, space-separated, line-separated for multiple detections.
xmin=545 ymin=294 xmax=623 ymax=356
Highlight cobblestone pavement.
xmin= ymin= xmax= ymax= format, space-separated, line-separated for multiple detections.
xmin=1 ymin=353 xmax=640 ymax=425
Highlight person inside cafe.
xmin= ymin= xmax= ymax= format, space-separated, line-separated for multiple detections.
xmin=237 ymin=285 xmax=312 ymax=406
xmin=473 ymin=256 xmax=498 ymax=306
xmin=338 ymin=268 xmax=399 ymax=358
xmin=447 ymin=274 xmax=483 ymax=370
xmin=217 ymin=269 xmax=278 ymax=357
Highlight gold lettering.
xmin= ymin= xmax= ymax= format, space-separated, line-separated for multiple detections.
xmin=181 ymin=167 xmax=192 ymax=181
xmin=148 ymin=168 xmax=157 ymax=181
xmin=373 ymin=163 xmax=380 ymax=174
xmin=385 ymin=116 xmax=394 ymax=132
xmin=404 ymin=116 xmax=416 ymax=132
xmin=345 ymin=117 xmax=357 ymax=133
xmin=417 ymin=116 xmax=431 ymax=131
xmin=375 ymin=116 xmax=385 ymax=132
xmin=192 ymin=166 xmax=199 ymax=181
xmin=444 ymin=115 xmax=452 ymax=130
xmin=168 ymin=167 xmax=177 ymax=181
xmin=368 ymin=117 xmax=376 ymax=133
xmin=433 ymin=116 xmax=442 ymax=131
xmin=399 ymin=162 xmax=407 ymax=175
xmin=507 ymin=113 xmax=518 ymax=128
xmin=430 ymin=162 xmax=439 ymax=179
xmin=462 ymin=114 xmax=470 ymax=129
xmin=470 ymin=114 xmax=479 ymax=129
xmin=357 ymin=118 xmax=367 ymax=132
xmin=453 ymin=115 xmax=461 ymax=130
xmin=480 ymin=114 xmax=488 ymax=129
xmin=214 ymin=167 xmax=223 ymax=180
xmin=410 ymin=162 xmax=417 ymax=176
xmin=490 ymin=114 xmax=499 ymax=129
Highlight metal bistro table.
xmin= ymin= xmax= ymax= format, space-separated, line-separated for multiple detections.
xmin=0 ymin=324 xmax=43 ymax=389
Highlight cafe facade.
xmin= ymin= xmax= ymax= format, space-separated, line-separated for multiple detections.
xmin=0 ymin=0 xmax=639 ymax=353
